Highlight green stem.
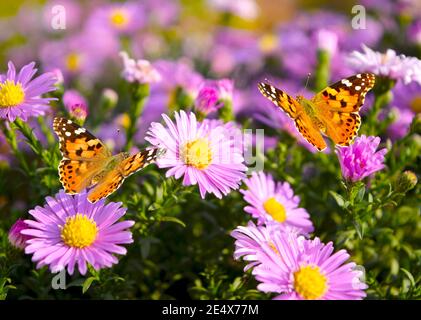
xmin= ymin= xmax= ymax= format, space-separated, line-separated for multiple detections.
xmin=12 ymin=118 xmax=55 ymax=168
xmin=314 ymin=49 xmax=330 ymax=92
xmin=365 ymin=91 xmax=392 ymax=136
xmin=218 ymin=99 xmax=234 ymax=122
xmin=1 ymin=121 xmax=31 ymax=175
xmin=37 ymin=116 xmax=55 ymax=146
xmin=125 ymin=83 xmax=150 ymax=150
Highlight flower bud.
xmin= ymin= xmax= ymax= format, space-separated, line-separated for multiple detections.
xmin=100 ymin=88 xmax=118 ymax=113
xmin=63 ymin=89 xmax=88 ymax=122
xmin=8 ymin=219 xmax=31 ymax=250
xmin=395 ymin=170 xmax=418 ymax=193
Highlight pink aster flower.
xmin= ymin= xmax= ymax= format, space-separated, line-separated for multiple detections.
xmin=40 ymin=29 xmax=118 ymax=82
xmin=21 ymin=190 xmax=134 ymax=275
xmin=0 ymin=61 xmax=57 ymax=122
xmin=347 ymin=45 xmax=421 ymax=85
xmin=154 ymin=59 xmax=203 ymax=98
xmin=8 ymin=219 xmax=32 ymax=250
xmin=194 ymin=79 xmax=233 ymax=115
xmin=119 ymin=51 xmax=161 ymax=84
xmin=231 ymin=221 xmax=299 ymax=271
xmin=63 ymin=89 xmax=88 ymax=121
xmin=240 ymin=171 xmax=314 ymax=235
xmin=252 ymin=232 xmax=367 ymax=300
xmin=145 ymin=110 xmax=247 ymax=198
xmin=87 ymin=1 xmax=145 ymax=35
xmin=336 ymin=135 xmax=388 ymax=182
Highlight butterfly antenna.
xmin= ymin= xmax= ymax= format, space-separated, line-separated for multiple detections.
xmin=116 ymin=128 xmax=124 ymax=154
xmin=304 ymin=73 xmax=311 ymax=90
xmin=297 ymin=73 xmax=312 ymax=97
xmin=263 ymin=77 xmax=272 ymax=85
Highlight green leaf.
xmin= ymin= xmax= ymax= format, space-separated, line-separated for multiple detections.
xmin=82 ymin=277 xmax=96 ymax=294
xmin=329 ymin=191 xmax=345 ymax=207
xmin=350 ymin=182 xmax=365 ymax=203
xmin=160 ymin=216 xmax=186 ymax=228
xmin=353 ymin=220 xmax=364 ymax=239
xmin=400 ymin=268 xmax=416 ymax=288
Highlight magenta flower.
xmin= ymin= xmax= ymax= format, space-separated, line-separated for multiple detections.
xmin=145 ymin=110 xmax=247 ymax=198
xmin=347 ymin=45 xmax=421 ymax=85
xmin=252 ymin=232 xmax=367 ymax=300
xmin=21 ymin=190 xmax=134 ymax=275
xmin=63 ymin=89 xmax=88 ymax=121
xmin=240 ymin=171 xmax=314 ymax=235
xmin=195 ymin=79 xmax=233 ymax=115
xmin=8 ymin=219 xmax=32 ymax=250
xmin=119 ymin=51 xmax=161 ymax=84
xmin=336 ymin=135 xmax=388 ymax=182
xmin=408 ymin=20 xmax=421 ymax=45
xmin=0 ymin=61 xmax=57 ymax=122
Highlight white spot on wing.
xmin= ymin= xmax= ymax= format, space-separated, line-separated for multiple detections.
xmin=75 ymin=128 xmax=86 ymax=135
xmin=341 ymin=79 xmax=353 ymax=87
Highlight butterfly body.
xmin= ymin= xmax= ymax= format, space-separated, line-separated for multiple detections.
xmin=258 ymin=73 xmax=376 ymax=151
xmin=53 ymin=117 xmax=161 ymax=203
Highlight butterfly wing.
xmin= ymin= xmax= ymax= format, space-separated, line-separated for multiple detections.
xmin=87 ymin=148 xmax=160 ymax=203
xmin=293 ymin=114 xmax=327 ymax=151
xmin=58 ymin=159 xmax=102 ymax=194
xmin=258 ymin=82 xmax=327 ymax=151
xmin=258 ymin=82 xmax=300 ymax=119
xmin=53 ymin=117 xmax=111 ymax=194
xmin=312 ymin=73 xmax=375 ymax=146
xmin=53 ymin=117 xmax=111 ymax=160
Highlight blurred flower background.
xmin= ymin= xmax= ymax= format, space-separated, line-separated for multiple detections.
xmin=0 ymin=0 xmax=420 ymax=300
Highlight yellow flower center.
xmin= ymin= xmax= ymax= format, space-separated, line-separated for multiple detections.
xmin=117 ymin=113 xmax=131 ymax=129
xmin=182 ymin=138 xmax=212 ymax=169
xmin=110 ymin=9 xmax=129 ymax=28
xmin=410 ymin=96 xmax=421 ymax=113
xmin=259 ymin=34 xmax=279 ymax=53
xmin=294 ymin=265 xmax=328 ymax=300
xmin=65 ymin=52 xmax=81 ymax=72
xmin=0 ymin=80 xmax=25 ymax=108
xmin=61 ymin=214 xmax=98 ymax=248
xmin=263 ymin=197 xmax=287 ymax=222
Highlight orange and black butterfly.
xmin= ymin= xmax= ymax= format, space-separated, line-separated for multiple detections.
xmin=258 ymin=73 xmax=376 ymax=151
xmin=53 ymin=117 xmax=161 ymax=203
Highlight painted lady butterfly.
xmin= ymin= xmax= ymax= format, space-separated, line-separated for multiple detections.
xmin=53 ymin=117 xmax=161 ymax=203
xmin=258 ymin=73 xmax=376 ymax=151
